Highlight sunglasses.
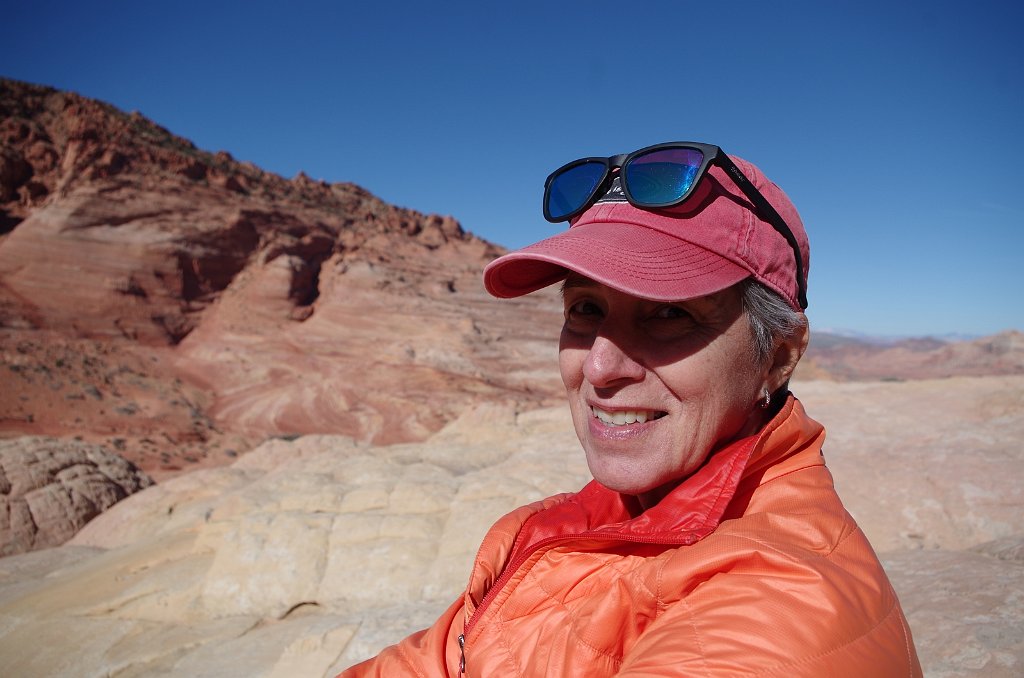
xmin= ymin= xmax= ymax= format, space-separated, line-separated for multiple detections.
xmin=543 ymin=141 xmax=807 ymax=309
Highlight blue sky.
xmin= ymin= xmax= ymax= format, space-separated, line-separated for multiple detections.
xmin=3 ymin=1 xmax=1022 ymax=337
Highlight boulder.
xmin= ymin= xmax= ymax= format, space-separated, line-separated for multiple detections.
xmin=0 ymin=436 xmax=154 ymax=555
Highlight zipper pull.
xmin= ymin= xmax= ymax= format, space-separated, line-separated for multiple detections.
xmin=458 ymin=633 xmax=466 ymax=674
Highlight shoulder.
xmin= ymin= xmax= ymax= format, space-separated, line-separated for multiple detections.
xmin=637 ymin=475 xmax=919 ymax=676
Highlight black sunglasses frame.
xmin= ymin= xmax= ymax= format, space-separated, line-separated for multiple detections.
xmin=543 ymin=141 xmax=808 ymax=309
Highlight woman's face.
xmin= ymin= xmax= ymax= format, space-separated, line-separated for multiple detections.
xmin=559 ymin=275 xmax=771 ymax=508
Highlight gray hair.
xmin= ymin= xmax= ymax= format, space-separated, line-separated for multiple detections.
xmin=741 ymin=279 xmax=807 ymax=366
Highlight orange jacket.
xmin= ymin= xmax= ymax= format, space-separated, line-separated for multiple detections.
xmin=341 ymin=396 xmax=922 ymax=677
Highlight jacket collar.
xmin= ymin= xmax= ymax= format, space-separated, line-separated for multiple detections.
xmin=513 ymin=395 xmax=826 ymax=547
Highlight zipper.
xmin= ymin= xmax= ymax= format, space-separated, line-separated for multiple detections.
xmin=455 ymin=429 xmax=761 ymax=672
xmin=460 ymin=529 xmax=701 ymax=648
xmin=458 ymin=533 xmax=576 ymax=676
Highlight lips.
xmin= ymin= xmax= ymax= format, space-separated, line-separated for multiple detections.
xmin=590 ymin=405 xmax=667 ymax=427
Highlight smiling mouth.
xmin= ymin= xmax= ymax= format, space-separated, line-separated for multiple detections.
xmin=590 ymin=406 xmax=668 ymax=427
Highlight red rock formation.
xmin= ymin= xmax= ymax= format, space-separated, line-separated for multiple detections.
xmin=2 ymin=78 xmax=1019 ymax=479
xmin=0 ymin=78 xmax=563 ymax=477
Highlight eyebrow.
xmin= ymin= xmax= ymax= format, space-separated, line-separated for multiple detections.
xmin=560 ymin=274 xmax=599 ymax=294
xmin=560 ymin=274 xmax=732 ymax=315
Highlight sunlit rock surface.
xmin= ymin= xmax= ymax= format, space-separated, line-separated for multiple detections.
xmin=0 ymin=378 xmax=1021 ymax=676
xmin=2 ymin=77 xmax=1022 ymax=678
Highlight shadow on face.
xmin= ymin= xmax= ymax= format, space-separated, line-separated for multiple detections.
xmin=558 ymin=273 xmax=752 ymax=375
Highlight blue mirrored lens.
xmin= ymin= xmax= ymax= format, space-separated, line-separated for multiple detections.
xmin=546 ymin=161 xmax=607 ymax=221
xmin=624 ymin=148 xmax=703 ymax=206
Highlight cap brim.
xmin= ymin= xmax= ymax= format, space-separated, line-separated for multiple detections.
xmin=483 ymin=220 xmax=751 ymax=301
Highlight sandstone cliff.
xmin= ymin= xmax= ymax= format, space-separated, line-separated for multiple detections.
xmin=2 ymin=77 xmax=1018 ymax=484
xmin=1 ymin=78 xmax=564 ymax=485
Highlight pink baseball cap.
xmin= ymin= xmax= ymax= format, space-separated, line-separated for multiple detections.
xmin=483 ymin=155 xmax=809 ymax=311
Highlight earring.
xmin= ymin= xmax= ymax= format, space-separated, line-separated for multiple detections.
xmin=760 ymin=388 xmax=771 ymax=410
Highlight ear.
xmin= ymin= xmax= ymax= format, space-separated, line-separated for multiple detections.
xmin=766 ymin=317 xmax=809 ymax=393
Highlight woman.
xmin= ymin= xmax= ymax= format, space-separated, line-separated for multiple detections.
xmin=341 ymin=142 xmax=922 ymax=676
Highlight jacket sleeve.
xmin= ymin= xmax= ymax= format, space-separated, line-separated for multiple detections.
xmin=613 ymin=592 xmax=921 ymax=677
xmin=336 ymin=596 xmax=465 ymax=678
xmin=614 ymin=535 xmax=922 ymax=677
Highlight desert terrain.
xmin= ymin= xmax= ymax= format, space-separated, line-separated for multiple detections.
xmin=1 ymin=79 xmax=1021 ymax=676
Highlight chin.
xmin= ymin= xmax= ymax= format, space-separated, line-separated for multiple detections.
xmin=585 ymin=456 xmax=670 ymax=497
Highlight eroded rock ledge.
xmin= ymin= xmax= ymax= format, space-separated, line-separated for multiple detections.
xmin=0 ymin=378 xmax=1021 ymax=676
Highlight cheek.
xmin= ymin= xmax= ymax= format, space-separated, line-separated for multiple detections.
xmin=558 ymin=331 xmax=585 ymax=390
xmin=700 ymin=348 xmax=767 ymax=436
xmin=661 ymin=341 xmax=762 ymax=428
xmin=559 ymin=351 xmax=583 ymax=393
xmin=558 ymin=345 xmax=592 ymax=445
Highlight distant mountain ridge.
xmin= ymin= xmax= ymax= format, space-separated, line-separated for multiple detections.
xmin=812 ymin=328 xmax=985 ymax=344
xmin=798 ymin=329 xmax=1024 ymax=381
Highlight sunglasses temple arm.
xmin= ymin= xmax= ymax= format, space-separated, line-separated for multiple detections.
xmin=716 ymin=154 xmax=808 ymax=309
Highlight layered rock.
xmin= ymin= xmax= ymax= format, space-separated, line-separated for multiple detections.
xmin=0 ymin=403 xmax=588 ymax=676
xmin=0 ymin=78 xmax=563 ymax=478
xmin=0 ymin=377 xmax=1020 ymax=676
xmin=2 ymin=77 xmax=1020 ymax=481
xmin=1 ymin=78 xmax=1022 ymax=676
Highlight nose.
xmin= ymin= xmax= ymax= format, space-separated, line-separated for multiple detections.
xmin=582 ymin=334 xmax=645 ymax=388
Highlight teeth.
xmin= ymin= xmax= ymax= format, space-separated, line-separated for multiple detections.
xmin=592 ymin=407 xmax=658 ymax=426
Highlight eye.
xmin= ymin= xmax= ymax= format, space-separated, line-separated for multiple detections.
xmin=652 ymin=305 xmax=692 ymax=321
xmin=562 ymin=297 xmax=604 ymax=334
xmin=568 ymin=299 xmax=601 ymax=315
xmin=645 ymin=304 xmax=698 ymax=341
xmin=565 ymin=298 xmax=603 ymax=321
